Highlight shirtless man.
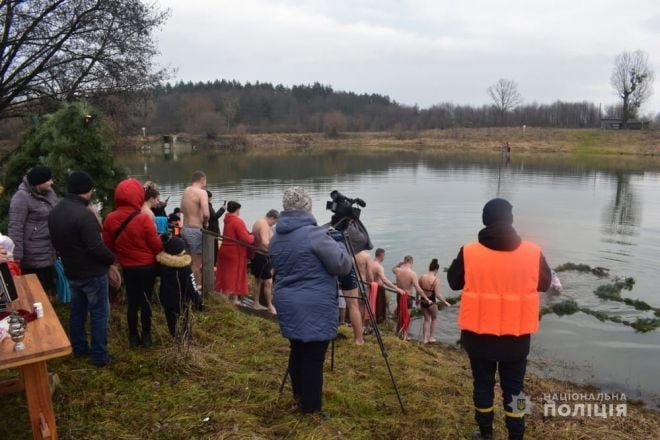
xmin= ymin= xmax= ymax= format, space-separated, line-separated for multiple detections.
xmin=251 ymin=209 xmax=279 ymax=314
xmin=369 ymin=248 xmax=402 ymax=322
xmin=354 ymin=250 xmax=374 ymax=328
xmin=392 ymin=255 xmax=424 ymax=340
xmin=180 ymin=171 xmax=210 ymax=288
xmin=338 ymin=249 xmax=371 ymax=345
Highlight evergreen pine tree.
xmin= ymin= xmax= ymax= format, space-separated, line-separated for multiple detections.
xmin=0 ymin=101 xmax=125 ymax=230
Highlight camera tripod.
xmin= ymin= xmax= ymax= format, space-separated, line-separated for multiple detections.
xmin=279 ymin=216 xmax=406 ymax=414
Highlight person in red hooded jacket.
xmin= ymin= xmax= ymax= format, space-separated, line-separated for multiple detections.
xmin=102 ymin=178 xmax=162 ymax=348
xmin=215 ymin=201 xmax=255 ymax=305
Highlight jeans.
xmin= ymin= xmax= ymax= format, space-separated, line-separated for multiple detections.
xmin=288 ymin=339 xmax=330 ymax=413
xmin=469 ymin=356 xmax=527 ymax=440
xmin=69 ymin=274 xmax=110 ymax=364
xmin=123 ymin=265 xmax=156 ymax=338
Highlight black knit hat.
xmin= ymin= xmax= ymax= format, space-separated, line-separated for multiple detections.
xmin=482 ymin=198 xmax=514 ymax=226
xmin=227 ymin=201 xmax=241 ymax=213
xmin=26 ymin=165 xmax=52 ymax=186
xmin=161 ymin=233 xmax=185 ymax=255
xmin=67 ymin=171 xmax=94 ymax=195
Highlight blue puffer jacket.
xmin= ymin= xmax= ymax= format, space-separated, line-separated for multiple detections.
xmin=270 ymin=210 xmax=352 ymax=342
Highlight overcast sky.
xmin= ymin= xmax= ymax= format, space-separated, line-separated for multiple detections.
xmin=155 ymin=0 xmax=660 ymax=113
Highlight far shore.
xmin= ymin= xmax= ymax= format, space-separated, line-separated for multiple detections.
xmin=120 ymin=127 xmax=660 ymax=157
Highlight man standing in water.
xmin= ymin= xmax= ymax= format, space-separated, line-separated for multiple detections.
xmin=180 ymin=171 xmax=210 ymax=289
xmin=251 ymin=209 xmax=279 ymax=314
xmin=392 ymin=255 xmax=424 ymax=339
xmin=369 ymin=248 xmax=401 ymax=323
xmin=447 ymin=198 xmax=551 ymax=440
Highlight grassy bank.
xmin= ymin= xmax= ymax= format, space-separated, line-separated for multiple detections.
xmin=2 ymin=295 xmax=658 ymax=439
xmin=121 ymin=127 xmax=660 ymax=157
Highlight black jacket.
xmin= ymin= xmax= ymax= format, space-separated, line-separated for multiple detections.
xmin=48 ymin=194 xmax=115 ymax=280
xmin=207 ymin=202 xmax=225 ymax=235
xmin=447 ymin=223 xmax=551 ymax=361
xmin=156 ymin=252 xmax=202 ymax=310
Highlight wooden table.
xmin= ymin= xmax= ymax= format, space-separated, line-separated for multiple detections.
xmin=0 ymin=274 xmax=72 ymax=439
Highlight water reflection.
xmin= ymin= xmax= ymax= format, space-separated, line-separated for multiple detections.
xmin=601 ymin=173 xmax=640 ymax=242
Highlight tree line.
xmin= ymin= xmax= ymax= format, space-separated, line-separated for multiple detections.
xmin=0 ymin=1 xmax=656 ymax=144
xmin=113 ymin=79 xmax=607 ymax=138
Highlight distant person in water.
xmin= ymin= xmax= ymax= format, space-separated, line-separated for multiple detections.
xmin=447 ymin=198 xmax=551 ymax=440
xmin=180 ymin=171 xmax=209 ymax=289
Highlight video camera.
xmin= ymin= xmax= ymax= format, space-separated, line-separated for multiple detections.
xmin=326 ymin=190 xmax=366 ymax=222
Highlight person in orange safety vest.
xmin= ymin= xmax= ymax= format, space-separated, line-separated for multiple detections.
xmin=447 ymin=198 xmax=551 ymax=440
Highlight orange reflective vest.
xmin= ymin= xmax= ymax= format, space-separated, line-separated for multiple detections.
xmin=458 ymin=240 xmax=541 ymax=336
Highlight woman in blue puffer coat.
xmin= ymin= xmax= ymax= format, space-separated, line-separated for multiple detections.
xmin=269 ymin=186 xmax=352 ymax=415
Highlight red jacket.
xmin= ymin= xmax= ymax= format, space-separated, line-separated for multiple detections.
xmin=102 ymin=178 xmax=162 ymax=267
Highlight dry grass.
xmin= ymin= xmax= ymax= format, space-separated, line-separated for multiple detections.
xmin=2 ymin=298 xmax=660 ymax=439
xmin=1 ymin=294 xmax=658 ymax=439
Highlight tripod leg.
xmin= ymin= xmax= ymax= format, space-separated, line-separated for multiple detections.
xmin=279 ymin=368 xmax=288 ymax=394
xmin=341 ymin=232 xmax=407 ymax=414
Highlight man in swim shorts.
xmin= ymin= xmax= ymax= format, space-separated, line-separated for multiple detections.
xmin=251 ymin=209 xmax=279 ymax=313
xmin=180 ymin=171 xmax=209 ymax=288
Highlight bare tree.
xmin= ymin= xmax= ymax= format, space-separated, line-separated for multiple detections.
xmin=610 ymin=50 xmax=655 ymax=127
xmin=488 ymin=78 xmax=522 ymax=122
xmin=0 ymin=0 xmax=169 ymax=119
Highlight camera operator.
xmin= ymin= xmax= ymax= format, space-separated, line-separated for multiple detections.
xmin=269 ymin=187 xmax=352 ymax=415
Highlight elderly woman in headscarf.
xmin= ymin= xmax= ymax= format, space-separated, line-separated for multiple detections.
xmin=269 ymin=187 xmax=352 ymax=415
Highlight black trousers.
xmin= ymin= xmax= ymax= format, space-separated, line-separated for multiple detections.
xmin=123 ymin=265 xmax=157 ymax=337
xmin=162 ymin=300 xmax=190 ymax=339
xmin=288 ymin=339 xmax=330 ymax=413
xmin=21 ymin=265 xmax=55 ymax=294
xmin=469 ymin=356 xmax=527 ymax=440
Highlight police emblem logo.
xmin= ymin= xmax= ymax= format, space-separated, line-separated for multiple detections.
xmin=509 ymin=391 xmax=533 ymax=415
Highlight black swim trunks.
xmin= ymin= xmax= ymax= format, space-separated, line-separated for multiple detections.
xmin=250 ymin=253 xmax=273 ymax=280
xmin=338 ymin=267 xmax=359 ymax=290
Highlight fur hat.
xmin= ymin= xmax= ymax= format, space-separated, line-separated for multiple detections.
xmin=26 ymin=165 xmax=52 ymax=186
xmin=161 ymin=233 xmax=185 ymax=255
xmin=282 ymin=186 xmax=312 ymax=212
xmin=482 ymin=198 xmax=514 ymax=226
xmin=67 ymin=171 xmax=94 ymax=195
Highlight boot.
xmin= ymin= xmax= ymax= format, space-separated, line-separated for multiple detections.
xmin=472 ymin=426 xmax=493 ymax=440
xmin=129 ymin=334 xmax=142 ymax=348
xmin=142 ymin=332 xmax=152 ymax=348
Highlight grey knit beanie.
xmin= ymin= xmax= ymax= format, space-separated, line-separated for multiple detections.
xmin=282 ymin=186 xmax=312 ymax=212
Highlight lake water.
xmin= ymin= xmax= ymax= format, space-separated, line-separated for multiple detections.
xmin=119 ymin=145 xmax=660 ymax=406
